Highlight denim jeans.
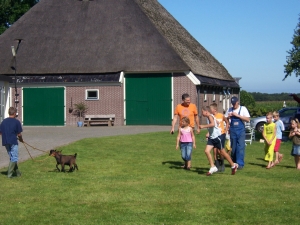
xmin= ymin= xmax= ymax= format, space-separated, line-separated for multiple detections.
xmin=5 ymin=144 xmax=19 ymax=162
xmin=230 ymin=130 xmax=245 ymax=167
xmin=180 ymin=142 xmax=193 ymax=161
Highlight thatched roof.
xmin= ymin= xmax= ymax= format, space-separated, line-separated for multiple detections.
xmin=0 ymin=0 xmax=235 ymax=82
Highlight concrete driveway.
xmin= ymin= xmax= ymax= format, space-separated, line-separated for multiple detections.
xmin=0 ymin=126 xmax=170 ymax=169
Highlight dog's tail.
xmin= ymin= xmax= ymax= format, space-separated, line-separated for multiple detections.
xmin=74 ymin=153 xmax=77 ymax=158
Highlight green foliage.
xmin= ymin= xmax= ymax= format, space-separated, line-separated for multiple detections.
xmin=283 ymin=14 xmax=300 ymax=80
xmin=240 ymin=90 xmax=255 ymax=108
xmin=0 ymin=0 xmax=38 ymax=34
xmin=0 ymin=132 xmax=299 ymax=224
xmin=249 ymin=92 xmax=300 ymax=101
xmin=249 ymin=101 xmax=298 ymax=117
xmin=74 ymin=102 xmax=88 ymax=121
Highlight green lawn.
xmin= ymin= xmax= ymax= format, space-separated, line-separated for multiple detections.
xmin=0 ymin=131 xmax=299 ymax=225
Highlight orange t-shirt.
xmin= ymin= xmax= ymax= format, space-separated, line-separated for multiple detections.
xmin=174 ymin=103 xmax=198 ymax=128
xmin=215 ymin=112 xmax=226 ymax=134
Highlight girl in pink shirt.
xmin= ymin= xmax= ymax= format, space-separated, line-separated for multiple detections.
xmin=176 ymin=117 xmax=196 ymax=170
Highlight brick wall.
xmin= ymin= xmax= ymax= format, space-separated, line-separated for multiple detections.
xmin=12 ymin=85 xmax=124 ymax=126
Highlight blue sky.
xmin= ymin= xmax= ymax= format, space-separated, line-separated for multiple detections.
xmin=158 ymin=0 xmax=300 ymax=94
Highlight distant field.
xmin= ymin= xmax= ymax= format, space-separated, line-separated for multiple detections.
xmin=250 ymin=101 xmax=299 ymax=117
xmin=255 ymin=100 xmax=298 ymax=109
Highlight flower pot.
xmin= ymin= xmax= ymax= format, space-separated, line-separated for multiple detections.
xmin=77 ymin=121 xmax=83 ymax=127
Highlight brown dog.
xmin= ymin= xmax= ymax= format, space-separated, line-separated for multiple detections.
xmin=49 ymin=149 xmax=78 ymax=172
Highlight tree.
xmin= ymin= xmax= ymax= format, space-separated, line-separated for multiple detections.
xmin=240 ymin=90 xmax=255 ymax=108
xmin=283 ymin=15 xmax=300 ymax=80
xmin=0 ymin=0 xmax=39 ymax=35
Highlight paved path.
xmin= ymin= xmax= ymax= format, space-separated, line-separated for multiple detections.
xmin=0 ymin=126 xmax=170 ymax=169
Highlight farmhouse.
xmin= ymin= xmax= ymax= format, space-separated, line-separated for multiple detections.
xmin=0 ymin=0 xmax=240 ymax=126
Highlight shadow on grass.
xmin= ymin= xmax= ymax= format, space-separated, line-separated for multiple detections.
xmin=1 ymin=171 xmax=7 ymax=176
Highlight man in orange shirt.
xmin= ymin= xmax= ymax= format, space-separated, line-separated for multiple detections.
xmin=171 ymin=93 xmax=200 ymax=169
xmin=171 ymin=93 xmax=200 ymax=134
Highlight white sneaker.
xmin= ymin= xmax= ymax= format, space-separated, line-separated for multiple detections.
xmin=206 ymin=166 xmax=218 ymax=176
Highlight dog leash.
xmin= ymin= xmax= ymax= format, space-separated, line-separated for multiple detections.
xmin=21 ymin=141 xmax=51 ymax=162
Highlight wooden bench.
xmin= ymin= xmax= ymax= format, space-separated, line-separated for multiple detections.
xmin=84 ymin=114 xmax=115 ymax=127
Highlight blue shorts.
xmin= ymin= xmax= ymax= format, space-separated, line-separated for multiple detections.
xmin=207 ymin=136 xmax=223 ymax=150
xmin=180 ymin=142 xmax=193 ymax=161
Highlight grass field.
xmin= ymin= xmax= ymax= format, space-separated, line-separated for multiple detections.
xmin=0 ymin=131 xmax=300 ymax=225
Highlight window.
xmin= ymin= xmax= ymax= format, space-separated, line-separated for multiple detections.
xmin=219 ymin=92 xmax=222 ymax=102
xmin=85 ymin=89 xmax=99 ymax=100
xmin=212 ymin=91 xmax=215 ymax=102
xmin=204 ymin=91 xmax=207 ymax=102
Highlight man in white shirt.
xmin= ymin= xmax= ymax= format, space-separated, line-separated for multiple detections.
xmin=225 ymin=96 xmax=250 ymax=169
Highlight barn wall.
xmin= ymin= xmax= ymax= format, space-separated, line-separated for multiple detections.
xmin=66 ymin=85 xmax=124 ymax=126
xmin=12 ymin=85 xmax=124 ymax=126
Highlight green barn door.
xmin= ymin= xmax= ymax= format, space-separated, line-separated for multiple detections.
xmin=125 ymin=74 xmax=172 ymax=125
xmin=23 ymin=87 xmax=64 ymax=126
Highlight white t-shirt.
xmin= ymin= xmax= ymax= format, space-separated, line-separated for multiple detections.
xmin=225 ymin=106 xmax=250 ymax=122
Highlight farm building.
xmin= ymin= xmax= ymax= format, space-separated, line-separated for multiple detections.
xmin=0 ymin=0 xmax=240 ymax=126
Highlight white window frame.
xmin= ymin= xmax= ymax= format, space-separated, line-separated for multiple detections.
xmin=85 ymin=89 xmax=99 ymax=100
xmin=219 ymin=92 xmax=223 ymax=102
xmin=204 ymin=91 xmax=207 ymax=102
xmin=212 ymin=91 xmax=215 ymax=102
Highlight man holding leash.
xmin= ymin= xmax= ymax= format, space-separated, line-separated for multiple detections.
xmin=0 ymin=107 xmax=24 ymax=178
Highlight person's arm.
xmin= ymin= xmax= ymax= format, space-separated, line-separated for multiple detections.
xmin=200 ymin=115 xmax=215 ymax=129
xmin=291 ymin=94 xmax=300 ymax=103
xmin=289 ymin=129 xmax=295 ymax=139
xmin=17 ymin=133 xmax=24 ymax=142
xmin=269 ymin=124 xmax=277 ymax=145
xmin=171 ymin=114 xmax=178 ymax=134
xmin=231 ymin=111 xmax=250 ymax=122
xmin=176 ymin=128 xmax=180 ymax=150
xmin=195 ymin=114 xmax=200 ymax=134
xmin=191 ymin=128 xmax=196 ymax=149
xmin=223 ymin=115 xmax=229 ymax=134
xmin=262 ymin=126 xmax=267 ymax=142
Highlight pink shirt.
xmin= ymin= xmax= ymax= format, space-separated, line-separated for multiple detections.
xmin=180 ymin=127 xmax=193 ymax=142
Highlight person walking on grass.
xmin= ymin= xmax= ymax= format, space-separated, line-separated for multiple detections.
xmin=176 ymin=117 xmax=196 ymax=170
xmin=171 ymin=93 xmax=200 ymax=168
xmin=0 ymin=107 xmax=24 ymax=178
xmin=199 ymin=106 xmax=238 ymax=176
xmin=289 ymin=118 xmax=300 ymax=169
xmin=273 ymin=111 xmax=284 ymax=165
xmin=210 ymin=103 xmax=229 ymax=172
xmin=262 ymin=112 xmax=276 ymax=169
xmin=225 ymin=96 xmax=250 ymax=170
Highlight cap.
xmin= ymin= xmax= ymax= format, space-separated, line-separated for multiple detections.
xmin=231 ymin=96 xmax=239 ymax=105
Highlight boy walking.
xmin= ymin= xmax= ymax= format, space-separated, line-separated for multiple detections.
xmin=273 ymin=111 xmax=284 ymax=164
xmin=210 ymin=103 xmax=229 ymax=172
xmin=199 ymin=106 xmax=238 ymax=176
xmin=0 ymin=107 xmax=24 ymax=178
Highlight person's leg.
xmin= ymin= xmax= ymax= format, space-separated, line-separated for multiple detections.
xmin=180 ymin=143 xmax=187 ymax=169
xmin=219 ymin=149 xmax=234 ymax=167
xmin=204 ymin=145 xmax=215 ymax=167
xmin=230 ymin=131 xmax=237 ymax=163
xmin=297 ymin=155 xmax=300 ymax=169
xmin=235 ymin=132 xmax=246 ymax=168
xmin=6 ymin=144 xmax=19 ymax=178
xmin=294 ymin=156 xmax=298 ymax=168
xmin=186 ymin=143 xmax=193 ymax=169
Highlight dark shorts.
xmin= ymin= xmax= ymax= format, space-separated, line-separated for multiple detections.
xmin=220 ymin=133 xmax=226 ymax=147
xmin=207 ymin=136 xmax=223 ymax=150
